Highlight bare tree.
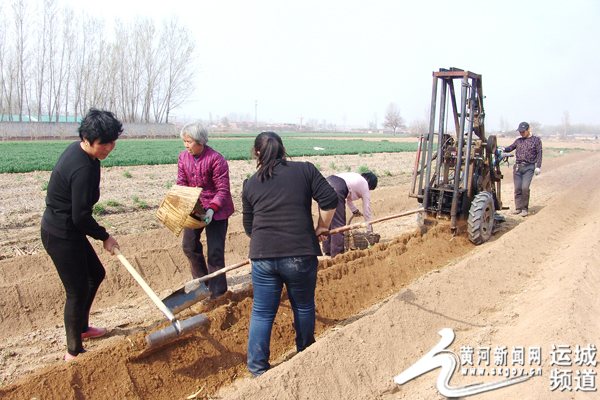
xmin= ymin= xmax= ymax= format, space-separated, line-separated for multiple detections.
xmin=305 ymin=118 xmax=318 ymax=131
xmin=561 ymin=111 xmax=570 ymax=139
xmin=409 ymin=118 xmax=428 ymax=137
xmin=139 ymin=17 xmax=159 ymax=123
xmin=153 ymin=16 xmax=196 ymax=123
xmin=1 ymin=0 xmax=198 ymax=124
xmin=321 ymin=119 xmax=328 ymax=131
xmin=499 ymin=116 xmax=511 ymax=133
xmin=12 ymin=0 xmax=32 ymax=121
xmin=33 ymin=0 xmax=54 ymax=120
xmin=369 ymin=112 xmax=378 ymax=131
xmin=220 ymin=116 xmax=230 ymax=129
xmin=383 ymin=102 xmax=406 ymax=136
xmin=48 ymin=0 xmax=71 ymax=122
xmin=0 ymin=2 xmax=12 ymax=117
xmin=529 ymin=120 xmax=541 ymax=136
xmin=60 ymin=5 xmax=76 ymax=120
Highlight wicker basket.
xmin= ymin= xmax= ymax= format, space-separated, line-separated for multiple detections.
xmin=344 ymin=230 xmax=381 ymax=251
xmin=156 ymin=185 xmax=206 ymax=236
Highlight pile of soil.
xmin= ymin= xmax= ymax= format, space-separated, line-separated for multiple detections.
xmin=0 ymin=139 xmax=599 ymax=399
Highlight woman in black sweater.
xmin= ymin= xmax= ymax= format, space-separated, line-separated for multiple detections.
xmin=242 ymin=132 xmax=338 ymax=377
xmin=41 ymin=109 xmax=122 ymax=361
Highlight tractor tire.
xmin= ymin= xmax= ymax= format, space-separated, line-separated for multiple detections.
xmin=467 ymin=191 xmax=495 ymax=245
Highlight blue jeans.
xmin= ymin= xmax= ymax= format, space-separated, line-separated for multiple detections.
xmin=247 ymin=256 xmax=318 ymax=377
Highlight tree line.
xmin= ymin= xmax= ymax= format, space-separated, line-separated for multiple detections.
xmin=0 ymin=0 xmax=196 ymax=123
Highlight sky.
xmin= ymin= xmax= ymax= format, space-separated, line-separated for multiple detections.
xmin=62 ymin=0 xmax=600 ymax=130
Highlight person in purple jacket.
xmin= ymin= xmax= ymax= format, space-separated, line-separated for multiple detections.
xmin=502 ymin=121 xmax=543 ymax=217
xmin=177 ymin=121 xmax=234 ymax=298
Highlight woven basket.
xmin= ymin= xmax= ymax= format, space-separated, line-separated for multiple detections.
xmin=342 ymin=213 xmax=380 ymax=251
xmin=344 ymin=231 xmax=381 ymax=251
xmin=156 ymin=185 xmax=206 ymax=236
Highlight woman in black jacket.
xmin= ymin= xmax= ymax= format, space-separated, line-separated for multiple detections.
xmin=41 ymin=109 xmax=122 ymax=361
xmin=242 ymin=131 xmax=338 ymax=377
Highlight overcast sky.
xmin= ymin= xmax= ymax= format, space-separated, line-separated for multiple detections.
xmin=63 ymin=0 xmax=600 ymax=130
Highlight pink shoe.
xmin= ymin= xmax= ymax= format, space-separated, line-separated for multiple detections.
xmin=81 ymin=327 xmax=107 ymax=339
xmin=64 ymin=349 xmax=86 ymax=362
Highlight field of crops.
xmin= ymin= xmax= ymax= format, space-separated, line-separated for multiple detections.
xmin=0 ymin=138 xmax=417 ymax=173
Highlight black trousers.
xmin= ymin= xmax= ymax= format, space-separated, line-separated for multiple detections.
xmin=322 ymin=176 xmax=349 ymax=258
xmin=41 ymin=228 xmax=105 ymax=356
xmin=181 ymin=218 xmax=228 ymax=298
xmin=513 ymin=162 xmax=535 ymax=211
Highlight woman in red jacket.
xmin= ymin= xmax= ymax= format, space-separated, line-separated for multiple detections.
xmin=177 ymin=121 xmax=234 ymax=298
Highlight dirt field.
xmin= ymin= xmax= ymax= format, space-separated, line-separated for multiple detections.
xmin=0 ymin=139 xmax=599 ymax=399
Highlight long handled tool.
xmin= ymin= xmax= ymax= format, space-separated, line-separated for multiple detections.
xmin=114 ymin=248 xmax=209 ymax=350
xmin=161 ymin=259 xmax=251 ymax=313
xmin=324 ymin=207 xmax=424 ymax=236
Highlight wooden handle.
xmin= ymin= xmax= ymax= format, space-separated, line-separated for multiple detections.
xmin=325 ymin=208 xmax=423 ymax=236
xmin=114 ymin=248 xmax=177 ymax=323
xmin=183 ymin=259 xmax=251 ymax=292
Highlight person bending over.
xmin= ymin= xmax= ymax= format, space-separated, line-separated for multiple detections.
xmin=322 ymin=171 xmax=378 ymax=258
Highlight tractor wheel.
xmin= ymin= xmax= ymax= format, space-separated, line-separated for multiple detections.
xmin=486 ymin=135 xmax=497 ymax=156
xmin=467 ymin=191 xmax=495 ymax=245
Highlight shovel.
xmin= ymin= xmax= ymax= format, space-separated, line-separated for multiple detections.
xmin=114 ymin=248 xmax=209 ymax=350
xmin=161 ymin=259 xmax=251 ymax=313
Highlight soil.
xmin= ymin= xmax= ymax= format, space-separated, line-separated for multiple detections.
xmin=0 ymin=138 xmax=599 ymax=399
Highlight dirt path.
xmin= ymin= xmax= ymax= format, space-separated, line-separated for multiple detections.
xmin=0 ymin=142 xmax=598 ymax=399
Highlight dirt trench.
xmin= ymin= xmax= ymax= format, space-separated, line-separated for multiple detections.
xmin=0 ymin=223 xmax=473 ymax=400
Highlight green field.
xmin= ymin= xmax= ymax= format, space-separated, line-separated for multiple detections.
xmin=0 ymin=138 xmax=417 ymax=173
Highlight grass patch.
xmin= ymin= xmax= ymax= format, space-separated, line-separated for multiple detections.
xmin=93 ymin=204 xmax=106 ymax=215
xmin=0 ymin=138 xmax=418 ymax=173
xmin=357 ymin=165 xmax=369 ymax=174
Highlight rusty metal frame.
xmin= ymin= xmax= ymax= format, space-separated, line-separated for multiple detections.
xmin=409 ymin=68 xmax=487 ymax=232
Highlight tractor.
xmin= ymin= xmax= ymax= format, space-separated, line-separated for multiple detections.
xmin=409 ymin=68 xmax=509 ymax=244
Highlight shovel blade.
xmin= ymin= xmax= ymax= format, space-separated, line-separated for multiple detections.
xmin=162 ymin=283 xmax=211 ymax=315
xmin=145 ymin=313 xmax=209 ymax=350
